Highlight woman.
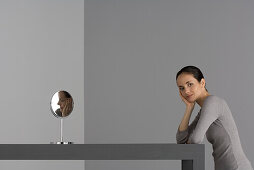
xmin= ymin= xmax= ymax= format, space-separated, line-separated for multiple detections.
xmin=176 ymin=66 xmax=253 ymax=170
xmin=56 ymin=91 xmax=73 ymax=117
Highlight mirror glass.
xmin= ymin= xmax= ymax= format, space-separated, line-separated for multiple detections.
xmin=50 ymin=90 xmax=74 ymax=118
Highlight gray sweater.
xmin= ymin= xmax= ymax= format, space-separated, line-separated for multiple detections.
xmin=176 ymin=95 xmax=253 ymax=170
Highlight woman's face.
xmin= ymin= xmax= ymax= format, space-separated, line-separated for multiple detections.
xmin=176 ymin=73 xmax=205 ymax=102
xmin=57 ymin=91 xmax=67 ymax=112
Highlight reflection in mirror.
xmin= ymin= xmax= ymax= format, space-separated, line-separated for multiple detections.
xmin=50 ymin=91 xmax=74 ymax=118
xmin=50 ymin=90 xmax=74 ymax=144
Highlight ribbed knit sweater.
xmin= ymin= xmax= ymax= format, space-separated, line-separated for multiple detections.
xmin=176 ymin=95 xmax=253 ymax=170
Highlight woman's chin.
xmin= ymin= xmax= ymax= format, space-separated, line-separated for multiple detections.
xmin=186 ymin=98 xmax=195 ymax=103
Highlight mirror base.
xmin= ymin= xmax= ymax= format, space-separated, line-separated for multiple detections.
xmin=50 ymin=142 xmax=74 ymax=144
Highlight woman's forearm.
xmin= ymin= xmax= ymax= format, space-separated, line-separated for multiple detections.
xmin=178 ymin=107 xmax=194 ymax=131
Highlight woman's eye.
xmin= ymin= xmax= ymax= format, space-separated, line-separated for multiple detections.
xmin=188 ymin=83 xmax=193 ymax=87
xmin=179 ymin=87 xmax=184 ymax=91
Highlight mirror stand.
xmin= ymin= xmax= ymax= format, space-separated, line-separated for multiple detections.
xmin=51 ymin=119 xmax=73 ymax=144
xmin=50 ymin=90 xmax=74 ymax=144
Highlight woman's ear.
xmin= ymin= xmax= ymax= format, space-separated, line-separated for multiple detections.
xmin=201 ymin=78 xmax=206 ymax=88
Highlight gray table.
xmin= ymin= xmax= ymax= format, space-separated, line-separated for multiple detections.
xmin=0 ymin=144 xmax=204 ymax=170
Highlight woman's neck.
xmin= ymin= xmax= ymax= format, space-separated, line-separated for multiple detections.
xmin=196 ymin=91 xmax=211 ymax=107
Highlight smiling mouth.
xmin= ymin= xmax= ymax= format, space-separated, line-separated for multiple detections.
xmin=187 ymin=95 xmax=193 ymax=98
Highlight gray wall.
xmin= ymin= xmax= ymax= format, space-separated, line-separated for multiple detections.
xmin=84 ymin=0 xmax=254 ymax=170
xmin=0 ymin=0 xmax=84 ymax=170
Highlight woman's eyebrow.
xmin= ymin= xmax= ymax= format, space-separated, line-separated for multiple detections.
xmin=178 ymin=81 xmax=192 ymax=87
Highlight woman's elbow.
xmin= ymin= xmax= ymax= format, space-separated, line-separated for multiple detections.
xmin=188 ymin=137 xmax=203 ymax=144
xmin=176 ymin=139 xmax=187 ymax=144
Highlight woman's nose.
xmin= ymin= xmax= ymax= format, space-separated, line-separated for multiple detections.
xmin=184 ymin=88 xmax=190 ymax=94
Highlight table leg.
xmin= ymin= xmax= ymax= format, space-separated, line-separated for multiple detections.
xmin=182 ymin=160 xmax=193 ymax=170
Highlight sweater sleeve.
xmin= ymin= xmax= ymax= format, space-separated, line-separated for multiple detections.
xmin=176 ymin=110 xmax=201 ymax=144
xmin=188 ymin=96 xmax=221 ymax=144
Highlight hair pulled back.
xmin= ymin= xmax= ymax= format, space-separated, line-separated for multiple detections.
xmin=176 ymin=66 xmax=207 ymax=91
xmin=176 ymin=66 xmax=204 ymax=81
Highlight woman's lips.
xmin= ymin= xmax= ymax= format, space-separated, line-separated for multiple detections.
xmin=187 ymin=94 xmax=193 ymax=98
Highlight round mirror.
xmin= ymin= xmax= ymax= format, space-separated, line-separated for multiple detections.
xmin=50 ymin=90 xmax=74 ymax=118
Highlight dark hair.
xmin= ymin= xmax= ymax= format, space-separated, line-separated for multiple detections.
xmin=61 ymin=91 xmax=72 ymax=98
xmin=176 ymin=66 xmax=208 ymax=91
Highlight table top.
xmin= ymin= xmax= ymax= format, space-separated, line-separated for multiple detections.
xmin=0 ymin=144 xmax=204 ymax=160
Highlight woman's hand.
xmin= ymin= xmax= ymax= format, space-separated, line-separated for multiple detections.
xmin=62 ymin=98 xmax=73 ymax=117
xmin=179 ymin=90 xmax=195 ymax=111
